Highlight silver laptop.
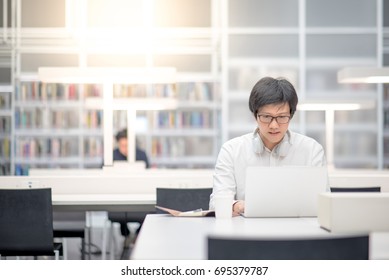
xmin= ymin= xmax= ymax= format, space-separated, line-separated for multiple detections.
xmin=243 ymin=166 xmax=328 ymax=218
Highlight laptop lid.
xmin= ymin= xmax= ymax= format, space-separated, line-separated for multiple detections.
xmin=243 ymin=166 xmax=328 ymax=218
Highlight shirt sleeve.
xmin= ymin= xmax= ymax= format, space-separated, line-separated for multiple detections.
xmin=311 ymin=143 xmax=327 ymax=167
xmin=209 ymin=142 xmax=237 ymax=210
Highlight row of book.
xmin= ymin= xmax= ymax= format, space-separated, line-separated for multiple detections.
xmin=384 ymin=139 xmax=389 ymax=154
xmin=84 ymin=137 xmax=103 ymax=157
xmin=383 ymin=85 xmax=389 ymax=101
xmin=150 ymin=137 xmax=213 ymax=157
xmin=15 ymin=164 xmax=31 ymax=176
xmin=84 ymin=84 xmax=102 ymax=98
xmin=15 ymin=138 xmax=79 ymax=158
xmin=113 ymin=84 xmax=176 ymax=98
xmin=15 ymin=109 xmax=79 ymax=129
xmin=15 ymin=82 xmax=217 ymax=101
xmin=0 ymin=164 xmax=10 ymax=175
xmin=151 ymin=111 xmax=213 ymax=129
xmin=175 ymin=82 xmax=216 ymax=101
xmin=385 ymin=111 xmax=389 ymax=128
xmin=17 ymin=82 xmax=79 ymax=101
xmin=110 ymin=110 xmax=215 ymax=130
xmin=115 ymin=82 xmax=218 ymax=101
xmin=84 ymin=111 xmax=103 ymax=129
xmin=15 ymin=137 xmax=104 ymax=158
xmin=0 ymin=139 xmax=10 ymax=158
xmin=0 ymin=94 xmax=11 ymax=109
xmin=0 ymin=117 xmax=11 ymax=133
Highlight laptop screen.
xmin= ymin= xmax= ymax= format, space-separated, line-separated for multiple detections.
xmin=244 ymin=166 xmax=328 ymax=218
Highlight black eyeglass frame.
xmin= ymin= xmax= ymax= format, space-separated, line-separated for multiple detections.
xmin=256 ymin=114 xmax=291 ymax=124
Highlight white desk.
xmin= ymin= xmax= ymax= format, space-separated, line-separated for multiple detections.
xmin=52 ymin=194 xmax=155 ymax=212
xmin=131 ymin=214 xmax=389 ymax=260
xmin=51 ymin=194 xmax=156 ymax=260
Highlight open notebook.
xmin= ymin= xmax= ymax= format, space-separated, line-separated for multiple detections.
xmin=155 ymin=206 xmax=215 ymax=217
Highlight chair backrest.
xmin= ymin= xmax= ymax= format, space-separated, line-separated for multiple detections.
xmin=156 ymin=188 xmax=212 ymax=213
xmin=208 ymin=235 xmax=369 ymax=260
xmin=330 ymin=186 xmax=381 ymax=193
xmin=0 ymin=188 xmax=55 ymax=256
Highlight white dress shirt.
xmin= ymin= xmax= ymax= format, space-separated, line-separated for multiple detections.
xmin=209 ymin=128 xmax=327 ymax=209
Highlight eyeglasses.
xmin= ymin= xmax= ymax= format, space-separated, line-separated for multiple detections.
xmin=257 ymin=114 xmax=291 ymax=124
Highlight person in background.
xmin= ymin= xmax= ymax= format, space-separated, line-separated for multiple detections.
xmin=209 ymin=77 xmax=327 ymax=216
xmin=112 ymin=128 xmax=150 ymax=256
xmin=114 ymin=128 xmax=150 ymax=168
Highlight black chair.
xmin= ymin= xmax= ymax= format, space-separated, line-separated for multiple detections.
xmin=105 ymin=211 xmax=148 ymax=259
xmin=330 ymin=186 xmax=381 ymax=193
xmin=208 ymin=235 xmax=369 ymax=260
xmin=52 ymin=211 xmax=89 ymax=260
xmin=156 ymin=187 xmax=213 ymax=213
xmin=0 ymin=188 xmax=61 ymax=260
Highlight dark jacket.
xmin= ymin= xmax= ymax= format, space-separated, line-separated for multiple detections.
xmin=113 ymin=148 xmax=150 ymax=168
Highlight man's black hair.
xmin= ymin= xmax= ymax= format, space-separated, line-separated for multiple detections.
xmin=115 ymin=129 xmax=127 ymax=142
xmin=248 ymin=77 xmax=298 ymax=118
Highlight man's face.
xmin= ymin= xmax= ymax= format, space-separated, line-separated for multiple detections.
xmin=117 ymin=138 xmax=128 ymax=156
xmin=256 ymin=103 xmax=291 ymax=150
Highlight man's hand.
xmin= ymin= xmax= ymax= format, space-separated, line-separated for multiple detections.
xmin=232 ymin=200 xmax=245 ymax=216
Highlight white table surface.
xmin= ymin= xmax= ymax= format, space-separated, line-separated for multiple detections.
xmin=131 ymin=214 xmax=389 ymax=260
xmin=52 ymin=194 xmax=156 ymax=211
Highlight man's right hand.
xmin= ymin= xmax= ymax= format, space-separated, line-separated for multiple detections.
xmin=232 ymin=200 xmax=245 ymax=216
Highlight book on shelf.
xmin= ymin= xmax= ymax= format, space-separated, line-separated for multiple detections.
xmin=83 ymin=84 xmax=102 ymax=98
xmin=385 ymin=111 xmax=389 ymax=128
xmin=384 ymin=85 xmax=389 ymax=101
xmin=155 ymin=206 xmax=215 ymax=217
xmin=0 ymin=93 xmax=11 ymax=109
xmin=85 ymin=110 xmax=103 ymax=129
xmin=0 ymin=117 xmax=11 ymax=133
xmin=0 ymin=163 xmax=10 ymax=175
xmin=176 ymin=82 xmax=213 ymax=101
xmin=15 ymin=164 xmax=29 ymax=176
xmin=151 ymin=137 xmax=186 ymax=157
xmin=15 ymin=109 xmax=79 ymax=129
xmin=18 ymin=82 xmax=79 ymax=101
xmin=84 ymin=137 xmax=103 ymax=157
xmin=16 ymin=138 xmax=79 ymax=158
xmin=152 ymin=111 xmax=213 ymax=129
xmin=0 ymin=138 xmax=10 ymax=158
xmin=151 ymin=137 xmax=213 ymax=158
xmin=113 ymin=84 xmax=176 ymax=98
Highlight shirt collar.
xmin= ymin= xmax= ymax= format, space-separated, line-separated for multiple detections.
xmin=252 ymin=127 xmax=293 ymax=157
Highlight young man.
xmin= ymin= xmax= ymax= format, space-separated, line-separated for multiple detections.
xmin=114 ymin=129 xmax=150 ymax=168
xmin=209 ymin=77 xmax=326 ymax=216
